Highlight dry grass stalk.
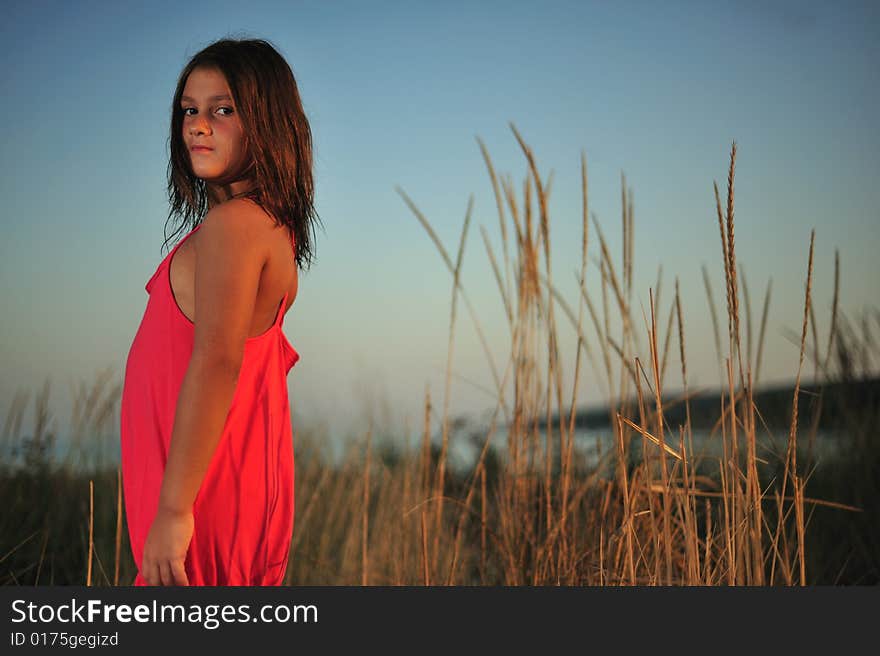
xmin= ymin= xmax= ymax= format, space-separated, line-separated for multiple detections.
xmin=87 ymin=479 xmax=94 ymax=587
xmin=701 ymin=263 xmax=724 ymax=387
xmin=755 ymin=278 xmax=773 ymax=386
xmin=361 ymin=427 xmax=371 ymax=586
xmin=114 ymin=466 xmax=122 ymax=586
xmin=477 ymin=136 xmax=514 ymax=312
xmin=432 ymin=197 xmax=473 ymax=571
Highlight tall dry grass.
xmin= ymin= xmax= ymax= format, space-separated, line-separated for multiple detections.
xmin=1 ymin=127 xmax=875 ymax=585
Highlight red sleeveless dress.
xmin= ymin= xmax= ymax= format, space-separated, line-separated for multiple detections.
xmin=120 ymin=223 xmax=300 ymax=586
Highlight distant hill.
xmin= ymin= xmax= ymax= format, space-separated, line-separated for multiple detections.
xmin=552 ymin=376 xmax=880 ymax=431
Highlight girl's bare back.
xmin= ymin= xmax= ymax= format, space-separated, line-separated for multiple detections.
xmin=169 ymin=202 xmax=299 ymax=337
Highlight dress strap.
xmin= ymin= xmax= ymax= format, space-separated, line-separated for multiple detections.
xmin=273 ymin=290 xmax=289 ymax=328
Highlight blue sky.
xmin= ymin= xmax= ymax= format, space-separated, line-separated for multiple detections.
xmin=1 ymin=0 xmax=877 ymax=446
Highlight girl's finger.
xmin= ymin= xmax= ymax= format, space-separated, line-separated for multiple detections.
xmin=159 ymin=560 xmax=174 ymax=587
xmin=170 ymin=560 xmax=190 ymax=586
xmin=144 ymin=560 xmax=160 ymax=586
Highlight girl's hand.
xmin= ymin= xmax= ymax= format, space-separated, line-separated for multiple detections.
xmin=141 ymin=506 xmax=193 ymax=586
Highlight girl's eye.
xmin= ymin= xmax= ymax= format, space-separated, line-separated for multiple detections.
xmin=217 ymin=106 xmax=234 ymax=116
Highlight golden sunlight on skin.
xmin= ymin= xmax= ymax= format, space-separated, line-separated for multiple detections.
xmin=181 ymin=67 xmax=255 ymax=206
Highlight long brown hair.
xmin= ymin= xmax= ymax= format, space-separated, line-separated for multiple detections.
xmin=165 ymin=37 xmax=321 ymax=271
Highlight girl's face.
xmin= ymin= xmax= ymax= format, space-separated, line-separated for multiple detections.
xmin=180 ymin=67 xmax=251 ymax=183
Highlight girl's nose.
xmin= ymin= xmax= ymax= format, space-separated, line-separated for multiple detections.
xmin=189 ymin=117 xmax=211 ymax=136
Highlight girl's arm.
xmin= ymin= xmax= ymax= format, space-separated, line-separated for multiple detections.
xmin=158 ymin=200 xmax=269 ymax=514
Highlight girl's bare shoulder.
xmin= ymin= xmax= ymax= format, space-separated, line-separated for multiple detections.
xmin=206 ymin=197 xmax=276 ymax=228
xmin=201 ymin=198 xmax=281 ymax=249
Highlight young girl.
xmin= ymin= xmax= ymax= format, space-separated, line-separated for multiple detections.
xmin=120 ymin=37 xmax=319 ymax=586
